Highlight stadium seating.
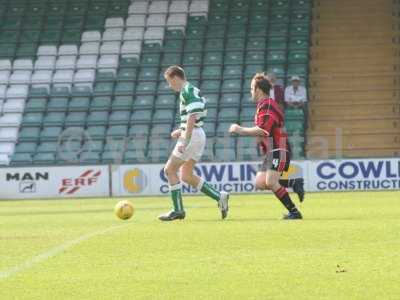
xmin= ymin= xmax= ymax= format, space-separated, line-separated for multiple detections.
xmin=0 ymin=0 xmax=311 ymax=166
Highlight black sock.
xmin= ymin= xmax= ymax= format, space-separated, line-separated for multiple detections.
xmin=274 ymin=186 xmax=298 ymax=213
xmin=279 ymin=178 xmax=303 ymax=188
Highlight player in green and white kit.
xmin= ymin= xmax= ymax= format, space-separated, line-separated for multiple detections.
xmin=159 ymin=66 xmax=229 ymax=221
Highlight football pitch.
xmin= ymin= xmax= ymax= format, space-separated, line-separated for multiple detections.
xmin=0 ymin=191 xmax=399 ymax=300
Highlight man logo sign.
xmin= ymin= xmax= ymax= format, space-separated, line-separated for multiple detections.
xmin=123 ymin=168 xmax=148 ymax=194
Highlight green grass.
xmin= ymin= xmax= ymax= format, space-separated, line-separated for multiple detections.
xmin=0 ymin=191 xmax=399 ymax=300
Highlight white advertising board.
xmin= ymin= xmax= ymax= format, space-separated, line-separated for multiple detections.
xmin=0 ymin=165 xmax=110 ymax=199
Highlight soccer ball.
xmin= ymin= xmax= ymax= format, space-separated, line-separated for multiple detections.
xmin=114 ymin=200 xmax=134 ymax=220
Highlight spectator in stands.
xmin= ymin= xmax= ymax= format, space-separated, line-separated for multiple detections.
xmin=266 ymin=73 xmax=285 ymax=109
xmin=284 ymin=76 xmax=308 ymax=108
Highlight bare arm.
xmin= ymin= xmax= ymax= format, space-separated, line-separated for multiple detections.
xmin=229 ymin=124 xmax=267 ymax=137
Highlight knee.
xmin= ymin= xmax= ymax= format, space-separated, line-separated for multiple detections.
xmin=255 ymin=175 xmax=267 ymax=190
xmin=164 ymin=165 xmax=175 ymax=179
xmin=181 ymin=172 xmax=193 ymax=185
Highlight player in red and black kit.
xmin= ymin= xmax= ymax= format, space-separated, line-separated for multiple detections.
xmin=229 ymin=73 xmax=302 ymax=219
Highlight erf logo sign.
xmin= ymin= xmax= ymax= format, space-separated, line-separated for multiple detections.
xmin=59 ymin=170 xmax=101 ymax=194
xmin=6 ymin=172 xmax=49 ymax=193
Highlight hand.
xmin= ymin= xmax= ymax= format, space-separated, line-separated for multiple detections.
xmin=229 ymin=124 xmax=242 ymax=135
xmin=170 ymin=129 xmax=182 ymax=139
xmin=177 ymin=145 xmax=186 ymax=153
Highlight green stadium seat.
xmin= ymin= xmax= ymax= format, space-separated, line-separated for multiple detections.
xmin=155 ymin=95 xmax=176 ymax=109
xmin=244 ymin=64 xmax=265 ymax=78
xmin=161 ymin=52 xmax=182 ymax=67
xmin=45 ymin=16 xmax=64 ymax=30
xmin=94 ymin=82 xmax=114 ymax=96
xmin=183 ymin=52 xmax=202 ymax=65
xmin=128 ymin=125 xmax=150 ymax=138
xmin=15 ymin=142 xmax=37 ymax=154
xmin=267 ymin=50 xmax=286 ymax=64
xmin=29 ymin=87 xmax=49 ymax=98
xmin=65 ymin=15 xmax=84 ymax=28
xmin=86 ymin=126 xmax=106 ymax=139
xmin=186 ymin=26 xmax=206 ymax=39
xmin=22 ymin=113 xmax=44 ymax=127
xmin=215 ymin=137 xmax=236 ymax=149
xmin=237 ymin=136 xmax=257 ymax=149
xmin=220 ymin=93 xmax=241 ymax=107
xmin=215 ymin=148 xmax=236 ymax=161
xmin=69 ymin=97 xmax=90 ymax=112
xmin=97 ymin=70 xmax=115 ymax=82
xmin=247 ymin=37 xmax=266 ymax=51
xmin=112 ymin=96 xmax=134 ymax=110
xmin=107 ymin=125 xmax=128 ymax=138
xmin=136 ymin=81 xmax=157 ymax=95
xmin=19 ymin=127 xmax=41 ymax=142
xmin=285 ymin=108 xmax=305 ymax=121
xmin=120 ymin=56 xmax=139 ymax=68
xmin=224 ymin=51 xmax=244 ymax=65
xmin=249 ymin=11 xmax=268 ymax=25
xmin=80 ymin=151 xmax=101 ymax=164
xmin=37 ymin=142 xmax=58 ymax=153
xmin=221 ymin=79 xmax=242 ymax=92
xmin=185 ymin=39 xmax=205 ymax=52
xmin=11 ymin=153 xmax=33 ymax=165
xmin=0 ymin=31 xmax=18 ymax=44
xmin=166 ymin=28 xmax=186 ymax=39
xmin=65 ymin=112 xmax=87 ymax=126
xmin=245 ymin=51 xmax=265 ymax=65
xmin=114 ymin=82 xmax=135 ymax=96
xmin=248 ymin=25 xmax=267 ymax=37
xmin=90 ymin=97 xmax=112 ymax=111
xmin=138 ymin=67 xmax=158 ymax=81
xmin=124 ymin=150 xmax=149 ymax=163
xmin=237 ymin=147 xmax=259 ymax=161
xmin=271 ymin=10 xmax=289 ymax=24
xmin=117 ymin=68 xmax=137 ymax=82
xmin=206 ymin=108 xmax=218 ymax=122
xmin=216 ymin=122 xmax=232 ymax=136
xmin=208 ymin=12 xmax=228 ymax=25
xmin=16 ymin=44 xmax=38 ymax=58
xmin=203 ymin=93 xmax=219 ymax=108
xmin=268 ymin=37 xmax=287 ymax=50
xmin=43 ymin=112 xmax=65 ymax=126
xmin=203 ymin=52 xmax=223 ymax=65
xmin=205 ymin=39 xmax=224 ymax=51
xmin=151 ymin=124 xmax=172 ymax=137
xmin=153 ymin=110 xmax=175 ymax=124
xmin=101 ymin=151 xmax=123 ymax=163
xmin=41 ymin=30 xmax=61 ymax=43
xmin=291 ymin=23 xmax=310 ymax=36
xmin=226 ymin=38 xmax=246 ymax=51
xmin=288 ymin=50 xmax=308 ymax=64
xmin=272 ymin=0 xmax=290 ymax=9
xmin=141 ymin=54 xmax=161 ymax=66
xmin=183 ymin=66 xmax=201 ymax=80
xmin=20 ymin=31 xmax=40 ymax=44
xmin=218 ymin=108 xmax=240 ymax=122
xmin=229 ymin=12 xmax=248 ymax=25
xmin=201 ymin=80 xmax=221 ymax=93
xmin=287 ymin=64 xmax=308 ymax=78
xmin=223 ymin=65 xmax=243 ymax=79
xmin=202 ymin=66 xmax=222 ymax=79
xmin=82 ymin=140 xmax=103 ymax=153
xmin=134 ymin=96 xmax=155 ymax=110
xmin=131 ymin=110 xmax=152 ymax=124
xmin=240 ymin=107 xmax=254 ymax=121
xmin=291 ymin=11 xmax=311 ymax=23
xmin=266 ymin=65 xmax=285 ymax=78
xmin=269 ymin=24 xmax=289 ymax=37
xmin=206 ymin=25 xmax=226 ymax=39
xmin=87 ymin=111 xmax=109 ymax=126
xmin=40 ymin=127 xmax=63 ymax=141
xmin=109 ymin=111 xmax=131 ymax=125
xmin=47 ymin=98 xmax=68 ymax=112
xmin=231 ymin=0 xmax=249 ymax=11
xmin=285 ymin=121 xmax=305 ymax=134
xmin=23 ymin=17 xmax=43 ymax=30
xmin=203 ymin=122 xmax=216 ymax=137
xmin=289 ymin=37 xmax=309 ymax=50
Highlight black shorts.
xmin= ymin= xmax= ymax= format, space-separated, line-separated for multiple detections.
xmin=258 ymin=150 xmax=291 ymax=173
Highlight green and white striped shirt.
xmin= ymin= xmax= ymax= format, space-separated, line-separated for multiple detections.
xmin=179 ymin=81 xmax=207 ymax=130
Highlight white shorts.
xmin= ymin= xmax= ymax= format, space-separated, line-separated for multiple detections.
xmin=172 ymin=127 xmax=206 ymax=162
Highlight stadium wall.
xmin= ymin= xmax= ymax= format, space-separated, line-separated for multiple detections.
xmin=0 ymin=158 xmax=399 ymax=199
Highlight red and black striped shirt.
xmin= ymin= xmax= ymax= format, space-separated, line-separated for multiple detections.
xmin=254 ymin=98 xmax=290 ymax=154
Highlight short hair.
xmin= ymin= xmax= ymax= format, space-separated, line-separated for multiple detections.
xmin=164 ymin=65 xmax=186 ymax=80
xmin=252 ymin=73 xmax=271 ymax=95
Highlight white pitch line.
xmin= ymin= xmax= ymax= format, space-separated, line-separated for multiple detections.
xmin=0 ymin=223 xmax=128 ymax=280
